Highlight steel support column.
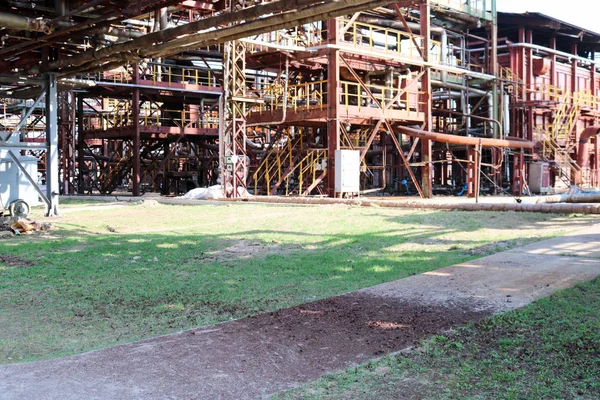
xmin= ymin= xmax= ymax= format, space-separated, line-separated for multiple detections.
xmin=222 ymin=39 xmax=248 ymax=197
xmin=327 ymin=18 xmax=340 ymax=197
xmin=132 ymin=64 xmax=141 ymax=196
xmin=571 ymin=44 xmax=578 ymax=94
xmin=45 ymin=73 xmax=59 ymax=216
xmin=491 ymin=0 xmax=499 ymax=138
xmin=76 ymin=94 xmax=85 ymax=194
xmin=512 ymin=151 xmax=524 ymax=196
xmin=550 ymin=37 xmax=556 ymax=87
xmin=59 ymin=90 xmax=76 ymax=194
xmin=420 ymin=0 xmax=433 ymax=198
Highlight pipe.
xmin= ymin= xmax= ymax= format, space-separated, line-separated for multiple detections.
xmin=357 ymin=17 xmax=445 ymax=33
xmin=536 ymin=192 xmax=600 ymax=204
xmin=441 ymin=29 xmax=448 ymax=83
xmin=503 ymin=93 xmax=510 ymax=137
xmin=575 ymin=126 xmax=600 ymax=184
xmin=395 ymin=125 xmax=534 ymax=149
xmin=508 ymin=43 xmax=598 ymax=69
xmin=225 ymin=195 xmax=600 ymax=215
xmin=435 ymin=107 xmax=503 ymax=137
xmin=0 ymin=11 xmax=52 ymax=33
xmin=432 ymin=81 xmax=494 ymax=129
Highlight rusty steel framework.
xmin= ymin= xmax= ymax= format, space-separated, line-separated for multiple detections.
xmin=1 ymin=0 xmax=600 ymax=210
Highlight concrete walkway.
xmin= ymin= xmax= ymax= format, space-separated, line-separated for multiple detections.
xmin=1 ymin=224 xmax=599 ymax=400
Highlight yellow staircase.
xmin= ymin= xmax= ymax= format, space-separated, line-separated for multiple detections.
xmin=538 ymin=88 xmax=582 ymax=187
xmin=252 ymin=129 xmax=327 ymax=196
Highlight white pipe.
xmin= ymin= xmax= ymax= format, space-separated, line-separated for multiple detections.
xmin=508 ymin=43 xmax=596 ymax=67
xmin=240 ymin=38 xmax=315 ymax=53
xmin=503 ymin=93 xmax=510 ymax=137
xmin=441 ymin=29 xmax=448 ymax=83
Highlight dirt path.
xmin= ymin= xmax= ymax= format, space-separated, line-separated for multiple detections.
xmin=1 ymin=224 xmax=599 ymax=400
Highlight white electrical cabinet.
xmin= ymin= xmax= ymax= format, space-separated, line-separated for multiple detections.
xmin=528 ymin=162 xmax=550 ymax=194
xmin=335 ymin=150 xmax=360 ymax=194
xmin=0 ymin=156 xmax=40 ymax=207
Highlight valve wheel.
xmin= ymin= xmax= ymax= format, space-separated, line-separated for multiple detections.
xmin=9 ymin=200 xmax=30 ymax=218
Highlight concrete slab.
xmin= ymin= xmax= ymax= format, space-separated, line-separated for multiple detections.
xmin=1 ymin=224 xmax=599 ymax=400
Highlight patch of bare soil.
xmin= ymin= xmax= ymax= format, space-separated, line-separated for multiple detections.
xmin=0 ymin=292 xmax=491 ymax=400
xmin=230 ymin=293 xmax=490 ymax=360
xmin=0 ymin=255 xmax=35 ymax=268
xmin=200 ymin=239 xmax=301 ymax=261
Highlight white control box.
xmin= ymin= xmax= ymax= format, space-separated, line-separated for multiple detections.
xmin=334 ymin=150 xmax=360 ymax=194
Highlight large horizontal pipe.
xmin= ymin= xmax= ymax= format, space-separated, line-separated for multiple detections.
xmin=0 ymin=11 xmax=51 ymax=33
xmin=395 ymin=126 xmax=534 ymax=149
xmin=536 ymin=192 xmax=600 ymax=204
xmin=222 ymin=196 xmax=600 ymax=215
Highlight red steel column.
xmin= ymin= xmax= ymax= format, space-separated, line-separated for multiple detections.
xmin=76 ymin=94 xmax=85 ymax=194
xmin=327 ymin=18 xmax=340 ymax=197
xmin=420 ymin=0 xmax=433 ymax=198
xmin=550 ymin=37 xmax=557 ymax=87
xmin=526 ymin=30 xmax=534 ymax=142
xmin=132 ymin=64 xmax=141 ymax=196
xmin=571 ymin=43 xmax=578 ymax=94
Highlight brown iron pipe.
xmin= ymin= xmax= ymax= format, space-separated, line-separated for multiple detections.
xmin=575 ymin=126 xmax=600 ymax=184
xmin=395 ymin=125 xmax=534 ymax=149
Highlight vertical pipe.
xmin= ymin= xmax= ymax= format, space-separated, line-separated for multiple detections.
xmin=441 ymin=29 xmax=448 ymax=83
xmin=45 ymin=73 xmax=59 ymax=216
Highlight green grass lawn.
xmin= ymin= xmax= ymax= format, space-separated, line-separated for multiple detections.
xmin=275 ymin=276 xmax=600 ymax=400
xmin=0 ymin=202 xmax=597 ymax=364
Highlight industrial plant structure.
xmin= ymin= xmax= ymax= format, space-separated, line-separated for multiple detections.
xmin=1 ymin=0 xmax=599 ymax=215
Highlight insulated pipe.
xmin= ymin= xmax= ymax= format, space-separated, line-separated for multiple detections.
xmin=224 ymin=195 xmax=600 ymax=215
xmin=0 ymin=12 xmax=52 ymax=33
xmin=54 ymin=21 xmax=145 ymax=39
xmin=357 ymin=17 xmax=445 ymax=34
xmin=395 ymin=125 xmax=534 ymax=149
xmin=536 ymin=192 xmax=600 ymax=204
xmin=508 ymin=43 xmax=597 ymax=67
xmin=441 ymin=29 xmax=448 ymax=83
xmin=575 ymin=126 xmax=600 ymax=184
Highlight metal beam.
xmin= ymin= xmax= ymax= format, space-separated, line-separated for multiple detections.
xmin=4 ymin=88 xmax=47 ymax=142
xmin=45 ymin=73 xmax=59 ymax=216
